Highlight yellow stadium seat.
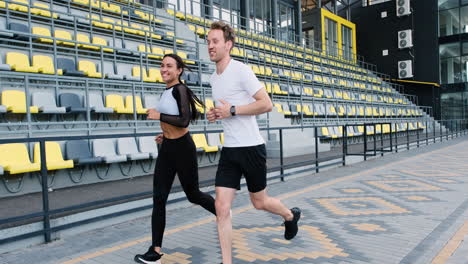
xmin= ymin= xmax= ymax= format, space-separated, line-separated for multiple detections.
xmin=78 ymin=61 xmax=102 ymax=78
xmin=373 ymin=107 xmax=379 ymax=116
xmin=2 ymin=90 xmax=38 ymax=113
xmin=103 ymin=17 xmax=119 ymax=30
xmin=383 ymin=124 xmax=391 ymax=134
xmin=76 ymin=34 xmax=99 ymax=49
xmin=177 ymin=51 xmax=195 ymax=64
xmin=264 ymin=82 xmax=272 ymax=93
xmin=192 ymin=134 xmax=218 ymax=152
xmin=32 ymin=27 xmax=53 ymax=43
xmin=151 ymin=47 xmax=165 ymax=59
xmin=34 ymin=142 xmax=74 ymax=171
xmin=195 ymin=26 xmax=206 ymax=36
xmin=7 ymin=52 xmax=37 ymax=73
xmin=320 ymin=127 xmax=330 ymax=138
xmin=251 ymin=65 xmax=260 ymax=75
xmin=132 ymin=67 xmax=153 ymax=82
xmin=127 ymin=23 xmax=144 ymax=35
xmin=92 ymin=37 xmax=113 ymax=52
xmin=9 ymin=0 xmax=28 ymax=12
xmin=337 ymin=106 xmax=345 ymax=116
xmin=165 ymin=31 xmax=184 ymax=44
xmin=31 ymin=3 xmax=57 ymax=18
xmin=274 ymin=103 xmax=291 ymax=115
xmin=205 ymin=98 xmax=215 ymax=110
xmin=148 ymin=68 xmax=163 ymax=83
xmin=303 ymin=88 xmax=313 ymax=96
xmin=301 ymin=105 xmax=315 ymax=116
xmin=73 ymin=0 xmax=89 ymax=5
xmin=32 ymin=55 xmax=55 ymax=74
xmin=195 ymin=100 xmax=205 ymax=114
xmin=55 ymin=30 xmax=75 ymax=46
xmin=101 ymin=2 xmax=121 ymax=13
xmin=125 ymin=96 xmax=147 ymax=114
xmin=89 ymin=15 xmax=113 ymax=29
xmin=106 ymin=94 xmax=133 ymax=114
xmin=0 ymin=143 xmax=40 ymax=174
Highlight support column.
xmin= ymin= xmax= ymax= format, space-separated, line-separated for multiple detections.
xmin=240 ymin=0 xmax=250 ymax=30
xmin=202 ymin=0 xmax=213 ymax=19
xmin=296 ymin=0 xmax=302 ymax=44
xmin=272 ymin=0 xmax=278 ymax=39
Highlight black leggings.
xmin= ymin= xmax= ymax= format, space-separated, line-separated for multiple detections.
xmin=152 ymin=132 xmax=216 ymax=247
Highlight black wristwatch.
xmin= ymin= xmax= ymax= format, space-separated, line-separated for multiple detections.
xmin=230 ymin=105 xmax=236 ymax=116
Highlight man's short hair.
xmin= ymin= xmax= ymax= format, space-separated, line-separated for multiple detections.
xmin=210 ymin=21 xmax=236 ymax=48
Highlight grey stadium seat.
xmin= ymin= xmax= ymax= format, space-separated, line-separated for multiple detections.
xmin=0 ymin=56 xmax=11 ymax=71
xmin=92 ymin=139 xmax=127 ymax=164
xmin=207 ymin=133 xmax=222 ymax=149
xmin=0 ymin=165 xmax=3 ymax=175
xmin=89 ymin=94 xmax=113 ymax=113
xmin=143 ymin=95 xmax=159 ymax=109
xmin=66 ymin=140 xmax=103 ymax=165
xmin=0 ymin=92 xmax=6 ymax=113
xmin=57 ymin=58 xmax=85 ymax=76
xmin=117 ymin=137 xmax=150 ymax=161
xmin=32 ymin=92 xmax=67 ymax=113
xmin=9 ymin=22 xmax=30 ymax=40
xmin=138 ymin=136 xmax=158 ymax=159
xmin=59 ymin=93 xmax=87 ymax=113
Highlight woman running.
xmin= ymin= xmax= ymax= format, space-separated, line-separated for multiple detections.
xmin=134 ymin=54 xmax=216 ymax=264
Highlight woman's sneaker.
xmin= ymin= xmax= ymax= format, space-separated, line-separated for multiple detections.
xmin=284 ymin=207 xmax=301 ymax=240
xmin=134 ymin=246 xmax=163 ymax=264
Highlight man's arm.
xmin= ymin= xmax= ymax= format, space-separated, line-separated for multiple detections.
xmin=214 ymin=88 xmax=272 ymax=119
xmin=236 ymin=87 xmax=272 ymax=115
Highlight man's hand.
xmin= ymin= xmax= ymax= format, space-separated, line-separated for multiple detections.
xmin=206 ymin=107 xmax=217 ymax=123
xmin=147 ymin=108 xmax=161 ymax=120
xmin=214 ymin=99 xmax=232 ymax=120
xmin=155 ymin=134 xmax=163 ymax=144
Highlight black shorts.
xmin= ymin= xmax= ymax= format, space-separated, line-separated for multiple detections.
xmin=215 ymin=144 xmax=267 ymax=193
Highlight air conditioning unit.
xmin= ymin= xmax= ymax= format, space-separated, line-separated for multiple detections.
xmin=396 ymin=0 xmax=411 ymax=17
xmin=398 ymin=29 xmax=413 ymax=49
xmin=398 ymin=60 xmax=413 ymax=79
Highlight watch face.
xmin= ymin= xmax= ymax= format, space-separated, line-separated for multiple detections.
xmin=230 ymin=106 xmax=236 ymax=115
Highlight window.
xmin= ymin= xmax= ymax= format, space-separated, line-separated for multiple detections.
xmin=325 ymin=18 xmax=338 ymax=56
xmin=440 ymin=42 xmax=461 ymax=58
xmin=461 ymin=6 xmax=468 ymax=33
xmin=440 ymin=56 xmax=462 ymax=84
xmin=462 ymin=55 xmax=468 ymax=82
xmin=438 ymin=0 xmax=459 ymax=10
xmin=342 ymin=25 xmax=353 ymax=60
xmin=439 ymin=8 xmax=460 ymax=37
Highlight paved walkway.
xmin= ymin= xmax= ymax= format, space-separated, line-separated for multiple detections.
xmin=2 ymin=137 xmax=468 ymax=264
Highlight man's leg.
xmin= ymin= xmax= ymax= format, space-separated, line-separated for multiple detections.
xmin=249 ymin=189 xmax=293 ymax=220
xmin=243 ymin=144 xmax=301 ymax=240
xmin=215 ymin=187 xmax=236 ymax=264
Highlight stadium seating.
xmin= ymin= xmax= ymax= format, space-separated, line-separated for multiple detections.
xmin=65 ymin=140 xmax=103 ymax=166
xmin=33 ymin=142 xmax=74 ymax=171
xmin=0 ymin=143 xmax=40 ymax=174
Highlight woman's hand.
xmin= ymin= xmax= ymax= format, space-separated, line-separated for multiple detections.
xmin=155 ymin=134 xmax=163 ymax=144
xmin=147 ymin=109 xmax=161 ymax=120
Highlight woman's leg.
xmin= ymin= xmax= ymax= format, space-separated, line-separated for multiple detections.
xmin=177 ymin=138 xmax=216 ymax=215
xmin=152 ymin=152 xmax=177 ymax=250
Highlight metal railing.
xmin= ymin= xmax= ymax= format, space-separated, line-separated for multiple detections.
xmin=0 ymin=119 xmax=467 ymax=246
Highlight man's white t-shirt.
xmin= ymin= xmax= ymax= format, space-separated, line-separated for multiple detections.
xmin=210 ymin=59 xmax=265 ymax=148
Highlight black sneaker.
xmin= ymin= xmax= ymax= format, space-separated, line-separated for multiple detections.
xmin=284 ymin=207 xmax=301 ymax=240
xmin=134 ymin=246 xmax=163 ymax=264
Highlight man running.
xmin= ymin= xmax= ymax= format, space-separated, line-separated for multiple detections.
xmin=206 ymin=21 xmax=301 ymax=264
